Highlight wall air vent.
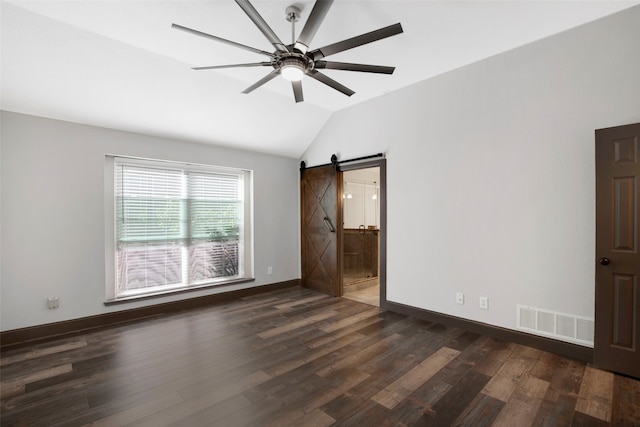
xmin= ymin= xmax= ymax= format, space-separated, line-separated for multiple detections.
xmin=516 ymin=305 xmax=594 ymax=347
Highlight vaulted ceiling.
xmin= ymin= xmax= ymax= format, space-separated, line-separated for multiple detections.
xmin=2 ymin=0 xmax=638 ymax=158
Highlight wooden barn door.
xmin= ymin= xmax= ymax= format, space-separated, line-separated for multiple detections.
xmin=300 ymin=165 xmax=342 ymax=296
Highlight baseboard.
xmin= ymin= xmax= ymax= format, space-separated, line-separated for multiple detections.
xmin=0 ymin=280 xmax=299 ymax=350
xmin=383 ymin=300 xmax=593 ymax=363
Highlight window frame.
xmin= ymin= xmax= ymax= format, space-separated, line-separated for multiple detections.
xmin=104 ymin=155 xmax=254 ymax=302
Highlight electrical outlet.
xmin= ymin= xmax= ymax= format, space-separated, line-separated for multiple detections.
xmin=47 ymin=297 xmax=59 ymax=309
xmin=267 ymin=266 xmax=273 ymax=275
xmin=456 ymin=292 xmax=464 ymax=305
xmin=479 ymin=297 xmax=488 ymax=310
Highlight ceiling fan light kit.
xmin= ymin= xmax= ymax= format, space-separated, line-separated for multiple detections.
xmin=280 ymin=58 xmax=305 ymax=81
xmin=172 ymin=0 xmax=403 ymax=103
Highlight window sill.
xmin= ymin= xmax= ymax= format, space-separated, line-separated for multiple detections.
xmin=104 ymin=278 xmax=255 ymax=306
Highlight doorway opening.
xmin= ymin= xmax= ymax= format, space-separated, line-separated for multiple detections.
xmin=341 ymin=166 xmax=381 ymax=307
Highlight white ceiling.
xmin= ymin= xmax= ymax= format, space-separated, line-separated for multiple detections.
xmin=2 ymin=0 xmax=638 ymax=158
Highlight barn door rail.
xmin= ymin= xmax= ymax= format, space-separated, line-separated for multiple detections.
xmin=300 ymin=153 xmax=384 ymax=178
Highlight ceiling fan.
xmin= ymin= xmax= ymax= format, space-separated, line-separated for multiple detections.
xmin=172 ymin=0 xmax=403 ymax=103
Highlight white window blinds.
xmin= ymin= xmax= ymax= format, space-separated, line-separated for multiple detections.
xmin=111 ymin=157 xmax=252 ymax=298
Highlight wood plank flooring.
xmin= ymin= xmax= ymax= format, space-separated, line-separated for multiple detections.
xmin=1 ymin=287 xmax=639 ymax=426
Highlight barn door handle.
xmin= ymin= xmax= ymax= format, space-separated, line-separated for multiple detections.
xmin=599 ymin=257 xmax=610 ymax=266
xmin=323 ymin=217 xmax=335 ymax=233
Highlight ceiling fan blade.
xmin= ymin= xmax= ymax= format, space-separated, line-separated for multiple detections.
xmin=308 ymin=70 xmax=354 ymax=97
xmin=294 ymin=0 xmax=334 ymax=54
xmin=309 ymin=23 xmax=403 ymax=61
xmin=192 ymin=62 xmax=272 ymax=71
xmin=315 ymin=61 xmax=395 ymax=74
xmin=171 ymin=23 xmax=273 ymax=57
xmin=292 ymin=81 xmax=304 ymax=103
xmin=242 ymin=70 xmax=279 ymax=94
xmin=235 ymin=0 xmax=288 ymax=53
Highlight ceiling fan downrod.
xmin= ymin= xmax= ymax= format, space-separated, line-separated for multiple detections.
xmin=285 ymin=6 xmax=301 ymax=45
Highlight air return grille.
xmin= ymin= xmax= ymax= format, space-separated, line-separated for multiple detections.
xmin=516 ymin=305 xmax=594 ymax=347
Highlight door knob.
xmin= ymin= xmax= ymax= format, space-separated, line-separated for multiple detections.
xmin=599 ymin=257 xmax=610 ymax=266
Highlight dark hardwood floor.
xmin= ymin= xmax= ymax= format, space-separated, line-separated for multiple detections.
xmin=1 ymin=287 xmax=639 ymax=426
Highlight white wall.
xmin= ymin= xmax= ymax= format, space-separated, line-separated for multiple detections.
xmin=302 ymin=7 xmax=640 ymax=344
xmin=0 ymin=111 xmax=300 ymax=331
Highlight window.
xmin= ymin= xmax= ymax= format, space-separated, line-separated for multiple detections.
xmin=105 ymin=156 xmax=253 ymax=300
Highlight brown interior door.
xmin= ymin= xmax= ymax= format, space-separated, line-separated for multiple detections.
xmin=300 ymin=165 xmax=342 ymax=296
xmin=595 ymin=122 xmax=640 ymax=379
